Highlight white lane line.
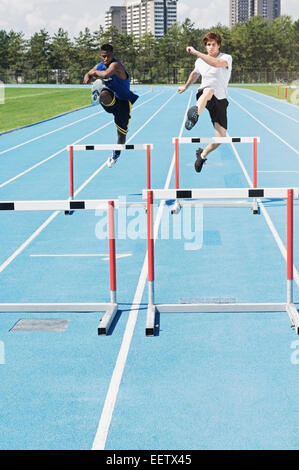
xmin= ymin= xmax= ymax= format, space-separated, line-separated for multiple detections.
xmin=71 ymin=89 xmax=177 ymax=196
xmin=0 ymin=90 xmax=153 ymax=155
xmin=258 ymin=170 xmax=299 ymax=173
xmin=71 ymin=90 xmax=169 ymax=194
xmin=91 ymin=91 xmax=193 ymax=450
xmin=229 ymin=96 xmax=299 ymax=155
xmin=228 ymin=132 xmax=299 ymax=288
xmin=232 ymin=90 xmax=299 ymax=124
xmin=0 ymin=120 xmax=113 ymax=189
xmin=232 ymin=87 xmax=299 ymax=110
xmin=30 ymin=253 xmax=132 ymax=261
xmin=0 ymin=90 xmax=172 ymax=276
xmin=0 ymin=211 xmax=60 ymax=274
xmin=0 ymin=91 xmax=164 ymax=189
xmin=0 ymin=111 xmax=102 ymax=155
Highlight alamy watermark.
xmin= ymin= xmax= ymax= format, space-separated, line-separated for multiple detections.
xmin=95 ymin=196 xmax=204 ymax=251
xmin=0 ymin=80 xmax=4 ymax=104
xmin=0 ymin=341 xmax=5 ymax=364
xmin=290 ymin=340 xmax=299 ymax=365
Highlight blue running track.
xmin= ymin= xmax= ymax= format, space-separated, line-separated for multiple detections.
xmin=0 ymin=85 xmax=298 ymax=450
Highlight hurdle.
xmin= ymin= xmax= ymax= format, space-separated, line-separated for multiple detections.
xmin=0 ymin=199 xmax=121 ymax=335
xmin=171 ymin=136 xmax=260 ymax=214
xmin=173 ymin=136 xmax=260 ymax=187
xmin=143 ymin=187 xmax=299 ymax=337
xmin=66 ymin=144 xmax=153 ymax=210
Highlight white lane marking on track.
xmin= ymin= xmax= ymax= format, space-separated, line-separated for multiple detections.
xmin=228 ymin=133 xmax=299 ymax=288
xmin=0 ymin=92 xmax=164 ymax=188
xmin=0 ymin=90 xmax=152 ymax=155
xmin=229 ymin=96 xmax=299 ymax=155
xmin=0 ymin=120 xmax=113 ymax=189
xmin=0 ymin=90 xmax=173 ymax=275
xmin=0 ymin=212 xmax=59 ymax=274
xmin=233 ymin=91 xmax=299 ymax=124
xmin=91 ymin=90 xmax=193 ymax=450
xmin=30 ymin=253 xmax=132 ymax=261
xmin=68 ymin=91 xmax=169 ymax=193
xmin=231 ymin=87 xmax=299 ymax=110
xmin=0 ymin=111 xmax=102 ymax=155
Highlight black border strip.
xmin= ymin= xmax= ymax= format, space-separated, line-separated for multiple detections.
xmin=70 ymin=201 xmax=85 ymax=209
xmin=0 ymin=202 xmax=15 ymax=210
xmin=249 ymin=189 xmax=264 ymax=197
xmin=176 ymin=190 xmax=192 ymax=199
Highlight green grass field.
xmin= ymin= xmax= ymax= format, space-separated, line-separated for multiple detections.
xmin=229 ymin=83 xmax=298 ymax=104
xmin=0 ymin=87 xmax=91 ymax=132
xmin=1 ymin=84 xmax=297 ymax=133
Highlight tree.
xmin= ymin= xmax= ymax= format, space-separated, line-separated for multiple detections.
xmin=0 ymin=30 xmax=9 ymax=69
xmin=49 ymin=28 xmax=73 ymax=70
xmin=27 ymin=29 xmax=51 ymax=69
xmin=6 ymin=30 xmax=27 ymax=72
xmin=0 ymin=15 xmax=298 ymax=85
xmin=136 ymin=33 xmax=157 ymax=82
xmin=74 ymin=27 xmax=98 ymax=70
xmin=270 ymin=16 xmax=297 ymax=71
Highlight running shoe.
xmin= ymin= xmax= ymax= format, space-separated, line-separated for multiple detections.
xmin=107 ymin=151 xmax=120 ymax=168
xmin=194 ymin=148 xmax=207 ymax=173
xmin=185 ymin=106 xmax=199 ymax=130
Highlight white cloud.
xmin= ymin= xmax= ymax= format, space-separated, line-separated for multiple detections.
xmin=0 ymin=0 xmax=297 ymax=37
xmin=178 ymin=1 xmax=229 ymax=28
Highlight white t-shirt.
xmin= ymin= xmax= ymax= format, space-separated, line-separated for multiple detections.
xmin=194 ymin=52 xmax=232 ymax=100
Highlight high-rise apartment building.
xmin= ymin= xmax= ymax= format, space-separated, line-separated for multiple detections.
xmin=105 ymin=6 xmax=127 ymax=33
xmin=230 ymin=0 xmax=280 ymax=27
xmin=105 ymin=0 xmax=178 ymax=39
xmin=253 ymin=0 xmax=281 ymax=23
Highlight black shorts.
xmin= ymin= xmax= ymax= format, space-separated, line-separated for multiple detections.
xmin=100 ymin=93 xmax=132 ymax=135
xmin=196 ymin=89 xmax=229 ymax=130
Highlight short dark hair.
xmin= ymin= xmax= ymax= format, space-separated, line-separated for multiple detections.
xmin=101 ymin=44 xmax=113 ymax=53
xmin=203 ymin=32 xmax=222 ymax=47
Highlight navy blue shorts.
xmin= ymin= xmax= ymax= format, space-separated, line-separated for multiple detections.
xmin=100 ymin=92 xmax=132 ymax=135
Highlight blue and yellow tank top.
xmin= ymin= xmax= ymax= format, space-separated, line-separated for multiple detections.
xmin=96 ymin=58 xmax=138 ymax=104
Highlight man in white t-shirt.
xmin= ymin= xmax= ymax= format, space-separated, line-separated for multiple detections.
xmin=178 ymin=32 xmax=232 ymax=173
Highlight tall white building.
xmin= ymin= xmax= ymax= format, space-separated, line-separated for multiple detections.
xmin=230 ymin=0 xmax=281 ymax=27
xmin=106 ymin=0 xmax=178 ymax=39
xmin=105 ymin=6 xmax=127 ymax=33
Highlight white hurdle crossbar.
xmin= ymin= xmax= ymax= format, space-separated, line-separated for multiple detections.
xmin=0 ymin=199 xmax=123 ymax=335
xmin=173 ymin=136 xmax=260 ymax=190
xmin=66 ymin=144 xmax=154 ymax=203
xmin=144 ymin=187 xmax=299 ymax=337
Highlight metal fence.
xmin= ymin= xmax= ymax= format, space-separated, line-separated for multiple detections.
xmin=0 ymin=67 xmax=298 ymax=85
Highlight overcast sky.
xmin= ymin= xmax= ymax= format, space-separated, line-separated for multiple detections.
xmin=0 ymin=0 xmax=298 ymax=37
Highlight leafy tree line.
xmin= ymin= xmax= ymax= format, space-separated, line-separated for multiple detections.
xmin=0 ymin=15 xmax=298 ymax=84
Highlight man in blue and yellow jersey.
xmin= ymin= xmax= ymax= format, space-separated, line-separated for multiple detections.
xmin=83 ymin=44 xmax=139 ymax=167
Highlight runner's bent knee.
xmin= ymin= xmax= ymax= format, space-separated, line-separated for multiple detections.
xmin=203 ymin=87 xmax=214 ymax=99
